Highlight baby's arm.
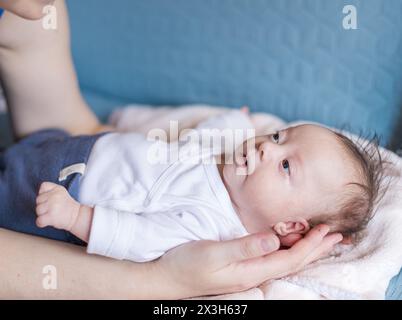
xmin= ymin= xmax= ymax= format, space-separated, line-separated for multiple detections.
xmin=35 ymin=182 xmax=93 ymax=242
xmin=85 ymin=206 xmax=219 ymax=262
xmin=35 ymin=182 xmax=218 ymax=262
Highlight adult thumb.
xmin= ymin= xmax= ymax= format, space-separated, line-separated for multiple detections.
xmin=220 ymin=233 xmax=280 ymax=264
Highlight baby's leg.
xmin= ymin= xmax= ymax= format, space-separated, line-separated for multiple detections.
xmin=0 ymin=0 xmax=109 ymax=139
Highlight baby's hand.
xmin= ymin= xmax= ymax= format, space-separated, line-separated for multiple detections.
xmin=240 ymin=105 xmax=250 ymax=115
xmin=35 ymin=182 xmax=80 ymax=231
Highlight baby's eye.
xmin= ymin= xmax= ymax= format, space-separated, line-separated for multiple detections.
xmin=282 ymin=159 xmax=290 ymax=175
xmin=272 ymin=132 xmax=280 ymax=143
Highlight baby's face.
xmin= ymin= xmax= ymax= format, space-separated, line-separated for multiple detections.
xmin=221 ymin=124 xmax=355 ymax=234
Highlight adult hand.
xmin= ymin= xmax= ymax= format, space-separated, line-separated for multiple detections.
xmin=157 ymin=224 xmax=342 ymax=298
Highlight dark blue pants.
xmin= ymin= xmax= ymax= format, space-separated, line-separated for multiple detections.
xmin=0 ymin=129 xmax=106 ymax=245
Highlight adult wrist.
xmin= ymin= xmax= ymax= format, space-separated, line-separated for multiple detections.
xmin=123 ymin=260 xmax=184 ymax=299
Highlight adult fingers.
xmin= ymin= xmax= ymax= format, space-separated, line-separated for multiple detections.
xmin=303 ymin=232 xmax=343 ymax=265
xmin=242 ymin=225 xmax=333 ymax=282
xmin=227 ymin=248 xmax=299 ymax=287
xmin=288 ymin=224 xmax=331 ymax=256
xmin=278 ymin=233 xmax=303 ymax=247
xmin=227 ymin=227 xmax=342 ymax=287
xmin=217 ymin=232 xmax=280 ymax=264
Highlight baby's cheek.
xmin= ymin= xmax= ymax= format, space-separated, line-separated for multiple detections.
xmin=264 ymin=191 xmax=293 ymax=221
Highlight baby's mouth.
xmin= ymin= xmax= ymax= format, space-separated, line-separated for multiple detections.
xmin=235 ymin=141 xmax=257 ymax=174
xmin=243 ymin=153 xmax=248 ymax=169
xmin=235 ymin=150 xmax=247 ymax=168
xmin=233 ymin=151 xmax=248 ymax=177
xmin=243 ymin=149 xmax=258 ymax=174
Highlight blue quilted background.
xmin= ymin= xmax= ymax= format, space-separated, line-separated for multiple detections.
xmin=67 ymin=0 xmax=402 ymax=145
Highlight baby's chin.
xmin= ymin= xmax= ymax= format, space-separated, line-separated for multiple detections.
xmin=222 ymin=162 xmax=247 ymax=188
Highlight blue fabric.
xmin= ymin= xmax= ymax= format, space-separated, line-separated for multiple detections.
xmin=387 ymin=267 xmax=402 ymax=300
xmin=0 ymin=129 xmax=105 ymax=245
xmin=0 ymin=8 xmax=4 ymax=18
xmin=67 ymin=0 xmax=402 ymax=144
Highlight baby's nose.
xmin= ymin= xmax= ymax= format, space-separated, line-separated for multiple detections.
xmin=258 ymin=141 xmax=270 ymax=161
xmin=258 ymin=139 xmax=279 ymax=161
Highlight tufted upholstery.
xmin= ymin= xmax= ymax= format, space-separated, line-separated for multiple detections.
xmin=67 ymin=0 xmax=402 ymax=145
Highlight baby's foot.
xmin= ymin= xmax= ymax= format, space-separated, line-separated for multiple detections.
xmin=35 ymin=182 xmax=80 ymax=231
xmin=240 ymin=105 xmax=250 ymax=115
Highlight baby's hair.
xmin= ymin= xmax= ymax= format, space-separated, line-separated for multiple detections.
xmin=309 ymin=131 xmax=388 ymax=243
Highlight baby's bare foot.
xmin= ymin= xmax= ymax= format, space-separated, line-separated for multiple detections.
xmin=240 ymin=105 xmax=250 ymax=115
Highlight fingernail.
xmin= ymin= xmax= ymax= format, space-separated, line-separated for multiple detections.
xmin=261 ymin=238 xmax=276 ymax=252
xmin=335 ymin=234 xmax=343 ymax=243
xmin=319 ymin=225 xmax=330 ymax=234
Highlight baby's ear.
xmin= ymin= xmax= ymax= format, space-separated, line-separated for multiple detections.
xmin=273 ymin=219 xmax=310 ymax=236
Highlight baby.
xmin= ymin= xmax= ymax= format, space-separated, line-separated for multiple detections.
xmin=33 ymin=111 xmax=383 ymax=262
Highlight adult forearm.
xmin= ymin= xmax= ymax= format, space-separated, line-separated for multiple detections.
xmin=0 ymin=228 xmax=176 ymax=299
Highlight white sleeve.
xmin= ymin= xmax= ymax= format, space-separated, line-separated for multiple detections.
xmin=87 ymin=205 xmax=219 ymax=262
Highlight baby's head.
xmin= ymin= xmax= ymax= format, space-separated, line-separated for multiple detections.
xmin=221 ymin=124 xmax=384 ymax=241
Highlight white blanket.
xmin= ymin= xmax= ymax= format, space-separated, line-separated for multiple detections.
xmin=109 ymin=104 xmax=402 ymax=300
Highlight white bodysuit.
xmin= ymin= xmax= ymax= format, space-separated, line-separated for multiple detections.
xmin=79 ymin=111 xmax=254 ymax=262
